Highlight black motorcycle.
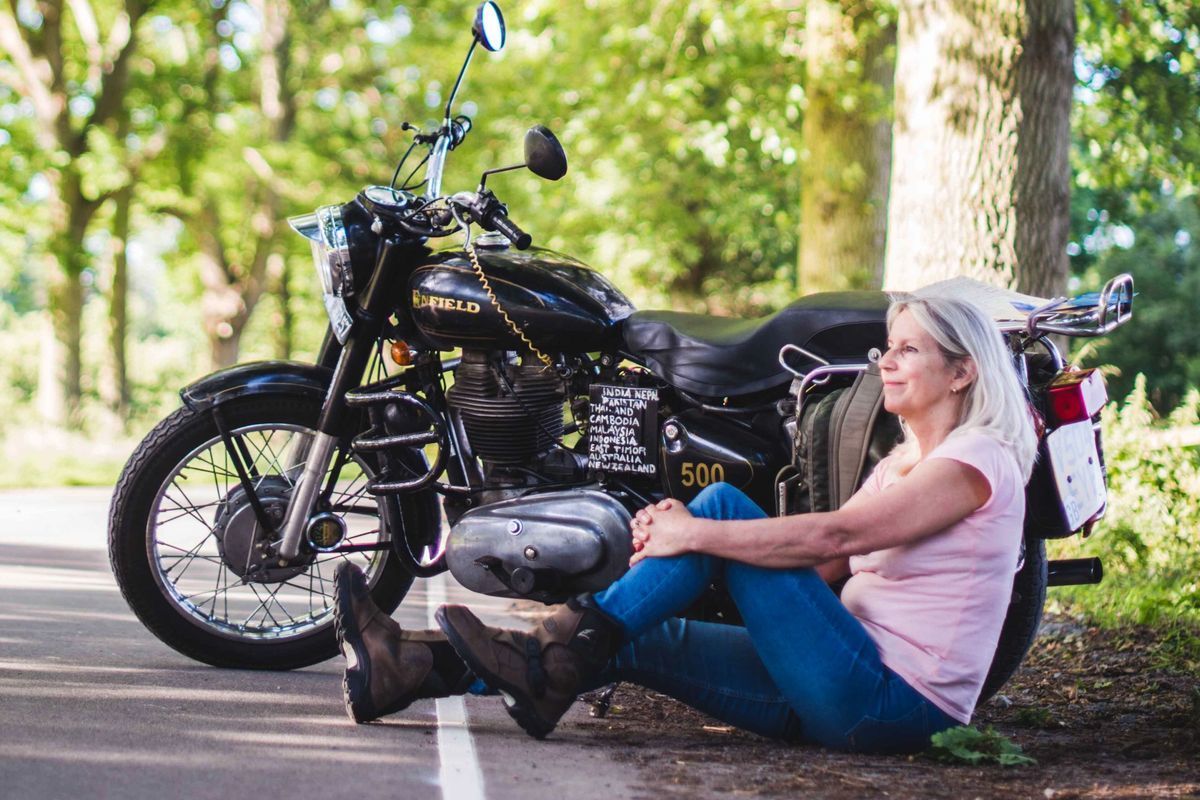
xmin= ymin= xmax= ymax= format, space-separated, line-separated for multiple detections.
xmin=108 ymin=2 xmax=1133 ymax=702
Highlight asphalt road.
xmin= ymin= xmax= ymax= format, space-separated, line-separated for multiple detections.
xmin=0 ymin=488 xmax=638 ymax=800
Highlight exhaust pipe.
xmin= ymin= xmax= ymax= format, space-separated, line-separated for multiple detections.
xmin=1047 ymin=557 xmax=1103 ymax=586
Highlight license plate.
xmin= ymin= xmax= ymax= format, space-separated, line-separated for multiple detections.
xmin=1045 ymin=420 xmax=1106 ymax=531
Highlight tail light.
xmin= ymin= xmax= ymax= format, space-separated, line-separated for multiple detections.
xmin=1047 ymin=368 xmax=1107 ymax=425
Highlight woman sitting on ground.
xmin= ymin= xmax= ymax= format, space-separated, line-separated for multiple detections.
xmin=332 ymin=291 xmax=1037 ymax=753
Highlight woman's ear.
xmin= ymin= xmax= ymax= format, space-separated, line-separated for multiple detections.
xmin=954 ymin=359 xmax=978 ymax=393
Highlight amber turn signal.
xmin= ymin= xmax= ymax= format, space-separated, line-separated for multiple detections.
xmin=390 ymin=340 xmax=414 ymax=366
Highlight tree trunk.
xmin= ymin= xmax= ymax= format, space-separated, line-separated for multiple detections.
xmin=1014 ymin=0 xmax=1075 ymax=298
xmin=107 ymin=184 xmax=132 ymax=420
xmin=799 ymin=1 xmax=895 ymax=294
xmin=44 ymin=170 xmax=96 ymax=427
xmin=269 ymin=253 xmax=293 ymax=360
xmin=197 ymin=245 xmax=252 ymax=370
xmin=210 ymin=326 xmax=245 ymax=370
xmin=882 ymin=0 xmax=1074 ymax=296
xmin=46 ymin=264 xmax=84 ymax=426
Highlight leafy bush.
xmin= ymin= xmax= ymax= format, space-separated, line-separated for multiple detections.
xmin=926 ymin=726 xmax=1036 ymax=766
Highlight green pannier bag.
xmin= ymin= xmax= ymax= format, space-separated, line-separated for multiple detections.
xmin=776 ymin=363 xmax=902 ymax=517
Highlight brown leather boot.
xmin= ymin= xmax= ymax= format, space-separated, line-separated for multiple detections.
xmin=435 ymin=597 xmax=622 ymax=739
xmin=333 ymin=564 xmax=473 ymax=723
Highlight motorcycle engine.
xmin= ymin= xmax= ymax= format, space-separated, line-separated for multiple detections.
xmin=446 ymin=350 xmax=583 ymax=482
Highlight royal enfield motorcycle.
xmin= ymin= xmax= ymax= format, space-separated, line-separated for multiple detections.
xmin=109 ymin=2 xmax=1134 ymax=702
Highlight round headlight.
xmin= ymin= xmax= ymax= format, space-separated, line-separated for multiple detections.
xmin=288 ymin=205 xmax=352 ymax=297
xmin=316 ymin=205 xmax=352 ymax=296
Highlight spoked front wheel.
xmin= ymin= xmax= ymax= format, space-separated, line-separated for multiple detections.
xmin=108 ymin=394 xmax=418 ymax=669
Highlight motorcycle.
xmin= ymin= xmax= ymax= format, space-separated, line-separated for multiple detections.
xmin=108 ymin=2 xmax=1133 ymax=702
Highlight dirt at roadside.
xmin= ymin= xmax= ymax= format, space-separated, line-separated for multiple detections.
xmin=569 ymin=614 xmax=1200 ymax=799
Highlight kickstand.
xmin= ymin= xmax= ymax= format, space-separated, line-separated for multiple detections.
xmin=590 ymin=682 xmax=619 ymax=718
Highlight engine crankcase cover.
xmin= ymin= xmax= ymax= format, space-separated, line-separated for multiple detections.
xmin=445 ymin=489 xmax=633 ymax=598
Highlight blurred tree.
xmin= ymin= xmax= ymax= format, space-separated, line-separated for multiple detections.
xmin=448 ymin=0 xmax=807 ymax=314
xmin=147 ymin=0 xmax=295 ymax=368
xmin=1072 ymin=201 xmax=1200 ymax=412
xmin=1067 ymin=1 xmax=1200 ymax=410
xmin=884 ymin=0 xmax=1074 ymax=297
xmin=1073 ymin=0 xmax=1200 ymax=216
xmin=106 ymin=180 xmax=132 ymax=419
xmin=798 ymin=0 xmax=895 ymax=293
xmin=0 ymin=0 xmax=156 ymax=424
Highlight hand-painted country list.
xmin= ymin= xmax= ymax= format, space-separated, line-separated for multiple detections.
xmin=587 ymin=385 xmax=658 ymax=475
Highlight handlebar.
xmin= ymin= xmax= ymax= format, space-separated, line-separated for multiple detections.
xmin=485 ymin=208 xmax=532 ymax=250
xmin=396 ymin=117 xmax=534 ymax=249
xmin=450 ymin=190 xmax=533 ymax=250
xmin=425 ymin=133 xmax=452 ymax=199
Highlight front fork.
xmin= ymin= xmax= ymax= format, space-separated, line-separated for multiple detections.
xmin=271 ymin=234 xmax=428 ymax=563
xmin=276 ymin=330 xmax=377 ymax=561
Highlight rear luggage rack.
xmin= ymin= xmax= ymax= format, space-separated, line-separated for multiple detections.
xmin=999 ymin=273 xmax=1134 ymax=337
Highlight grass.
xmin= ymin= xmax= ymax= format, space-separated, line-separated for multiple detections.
xmin=0 ymin=425 xmax=137 ymax=488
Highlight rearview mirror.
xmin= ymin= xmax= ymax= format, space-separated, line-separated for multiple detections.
xmin=473 ymin=2 xmax=506 ymax=52
xmin=524 ymin=126 xmax=567 ymax=181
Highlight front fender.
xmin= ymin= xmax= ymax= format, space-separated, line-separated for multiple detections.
xmin=180 ymin=361 xmax=333 ymax=412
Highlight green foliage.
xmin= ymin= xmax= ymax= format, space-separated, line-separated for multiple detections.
xmin=0 ymin=305 xmax=42 ymax=424
xmin=926 ymin=726 xmax=1035 ymax=767
xmin=1069 ymin=198 xmax=1200 ymax=413
xmin=1075 ymin=0 xmax=1200 ymax=211
xmin=1070 ymin=2 xmax=1200 ymax=410
xmin=1049 ymin=376 xmax=1200 ymax=629
xmin=0 ymin=427 xmax=136 ymax=489
xmin=444 ymin=0 xmax=805 ymax=313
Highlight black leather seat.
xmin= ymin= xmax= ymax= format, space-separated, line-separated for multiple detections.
xmin=620 ymin=291 xmax=889 ymax=398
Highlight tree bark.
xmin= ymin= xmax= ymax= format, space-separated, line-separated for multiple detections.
xmin=882 ymin=0 xmax=1074 ymax=296
xmin=107 ymin=183 xmax=132 ymax=420
xmin=44 ymin=165 xmax=99 ymax=425
xmin=209 ymin=327 xmax=244 ymax=371
xmin=799 ymin=0 xmax=895 ymax=294
xmin=269 ymin=253 xmax=293 ymax=360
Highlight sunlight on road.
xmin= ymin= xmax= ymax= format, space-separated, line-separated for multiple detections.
xmin=0 ymin=564 xmax=117 ymax=592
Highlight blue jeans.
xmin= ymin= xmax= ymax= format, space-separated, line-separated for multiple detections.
xmin=589 ymin=483 xmax=956 ymax=754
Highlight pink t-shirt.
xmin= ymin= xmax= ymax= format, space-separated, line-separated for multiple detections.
xmin=840 ymin=430 xmax=1024 ymax=723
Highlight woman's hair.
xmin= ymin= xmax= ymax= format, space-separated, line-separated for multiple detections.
xmin=885 ymin=290 xmax=1038 ymax=480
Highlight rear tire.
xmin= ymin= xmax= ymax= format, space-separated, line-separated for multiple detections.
xmin=108 ymin=394 xmax=418 ymax=670
xmin=979 ymin=537 xmax=1047 ymax=703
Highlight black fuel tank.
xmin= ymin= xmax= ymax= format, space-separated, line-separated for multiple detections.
xmin=408 ymin=245 xmax=635 ymax=352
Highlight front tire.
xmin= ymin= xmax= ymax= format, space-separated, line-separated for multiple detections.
xmin=108 ymin=394 xmax=416 ymax=670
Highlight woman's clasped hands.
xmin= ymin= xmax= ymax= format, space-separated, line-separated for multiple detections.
xmin=629 ymin=498 xmax=697 ymax=566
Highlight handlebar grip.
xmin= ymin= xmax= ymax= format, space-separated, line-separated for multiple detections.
xmin=487 ymin=211 xmax=532 ymax=250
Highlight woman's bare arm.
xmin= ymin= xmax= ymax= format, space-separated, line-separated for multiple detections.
xmin=630 ymin=458 xmax=991 ymax=569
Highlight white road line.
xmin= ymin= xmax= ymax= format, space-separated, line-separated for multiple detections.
xmin=426 ymin=571 xmax=487 ymax=800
